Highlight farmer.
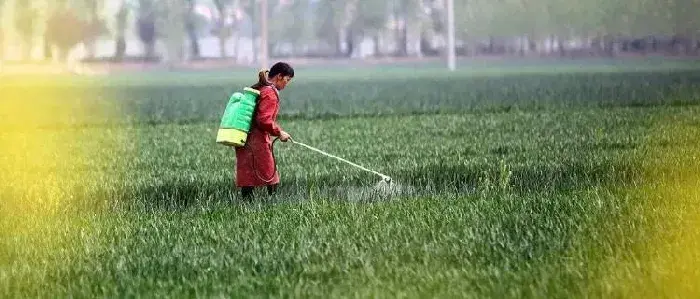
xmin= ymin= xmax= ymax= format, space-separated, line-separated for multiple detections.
xmin=235 ymin=62 xmax=294 ymax=200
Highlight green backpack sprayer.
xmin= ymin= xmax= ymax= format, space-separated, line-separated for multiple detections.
xmin=216 ymin=86 xmax=394 ymax=190
xmin=216 ymin=87 xmax=260 ymax=147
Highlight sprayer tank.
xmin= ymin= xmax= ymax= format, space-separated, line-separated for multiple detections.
xmin=216 ymin=87 xmax=260 ymax=147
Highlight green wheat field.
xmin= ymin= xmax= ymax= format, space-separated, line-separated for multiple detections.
xmin=1 ymin=58 xmax=699 ymax=298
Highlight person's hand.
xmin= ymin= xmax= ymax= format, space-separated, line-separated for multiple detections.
xmin=279 ymin=131 xmax=291 ymax=142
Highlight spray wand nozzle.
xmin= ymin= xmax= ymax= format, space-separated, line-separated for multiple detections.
xmin=287 ymin=137 xmax=392 ymax=184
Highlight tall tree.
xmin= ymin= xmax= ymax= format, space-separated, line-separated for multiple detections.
xmin=454 ymin=0 xmax=513 ymax=54
xmin=14 ymin=0 xmax=38 ymax=61
xmin=42 ymin=0 xmax=67 ymax=60
xmin=156 ymin=0 xmax=187 ymax=64
xmin=212 ymin=0 xmax=239 ymax=58
xmin=313 ymin=0 xmax=339 ymax=56
xmin=390 ymin=0 xmax=426 ymax=57
xmin=351 ymin=0 xmax=389 ymax=57
xmin=671 ymin=0 xmax=700 ymax=54
xmin=87 ymin=0 xmax=104 ymax=60
xmin=269 ymin=0 xmax=314 ymax=56
xmin=314 ymin=0 xmax=359 ymax=57
xmin=531 ymin=0 xmax=577 ymax=56
xmin=185 ymin=0 xmax=200 ymax=59
xmin=114 ymin=1 xmax=129 ymax=61
xmin=0 ymin=0 xmax=6 ymax=61
xmin=79 ymin=0 xmax=107 ymax=60
xmin=137 ymin=0 xmax=157 ymax=59
xmin=45 ymin=6 xmax=85 ymax=62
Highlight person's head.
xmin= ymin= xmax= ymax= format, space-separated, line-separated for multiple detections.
xmin=268 ymin=62 xmax=294 ymax=90
xmin=253 ymin=62 xmax=295 ymax=91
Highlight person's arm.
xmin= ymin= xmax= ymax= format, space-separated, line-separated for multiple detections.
xmin=254 ymin=87 xmax=282 ymax=136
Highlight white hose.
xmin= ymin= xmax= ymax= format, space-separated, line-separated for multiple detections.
xmin=290 ymin=138 xmax=392 ymax=182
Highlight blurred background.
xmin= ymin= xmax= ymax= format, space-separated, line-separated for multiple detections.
xmin=0 ymin=0 xmax=699 ymax=74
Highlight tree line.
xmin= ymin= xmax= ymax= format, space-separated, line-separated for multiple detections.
xmin=0 ymin=0 xmax=698 ymax=64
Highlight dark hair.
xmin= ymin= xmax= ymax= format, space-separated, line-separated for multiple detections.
xmin=270 ymin=62 xmax=294 ymax=79
xmin=251 ymin=62 xmax=294 ymax=89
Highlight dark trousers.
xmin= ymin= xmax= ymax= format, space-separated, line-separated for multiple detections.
xmin=241 ymin=184 xmax=278 ymax=200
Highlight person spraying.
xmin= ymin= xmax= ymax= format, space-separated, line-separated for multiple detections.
xmin=218 ymin=62 xmax=393 ymax=200
xmin=234 ymin=62 xmax=293 ymax=199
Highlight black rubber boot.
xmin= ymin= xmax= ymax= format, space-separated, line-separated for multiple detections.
xmin=267 ymin=184 xmax=278 ymax=196
xmin=241 ymin=187 xmax=254 ymax=201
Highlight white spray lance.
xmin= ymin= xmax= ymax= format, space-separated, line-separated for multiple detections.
xmin=288 ymin=137 xmax=393 ymax=184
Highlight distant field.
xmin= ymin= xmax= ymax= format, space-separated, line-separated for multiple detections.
xmin=2 ymin=58 xmax=700 ymax=127
xmin=1 ymin=59 xmax=699 ymax=298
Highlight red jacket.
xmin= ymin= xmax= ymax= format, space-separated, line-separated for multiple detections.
xmin=234 ymin=85 xmax=282 ymax=187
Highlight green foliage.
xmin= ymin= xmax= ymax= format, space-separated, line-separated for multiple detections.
xmin=455 ymin=0 xmax=700 ymax=38
xmin=45 ymin=8 xmax=84 ymax=58
xmin=6 ymin=58 xmax=700 ymax=127
xmin=2 ymin=60 xmax=700 ymax=297
xmin=136 ymin=0 xmax=157 ymax=57
xmin=353 ymin=0 xmax=388 ymax=35
xmin=313 ymin=0 xmax=347 ymax=46
xmin=155 ymin=0 xmax=187 ymax=62
xmin=39 ymin=0 xmax=109 ymax=61
xmin=270 ymin=0 xmax=315 ymax=48
xmin=671 ymin=0 xmax=700 ymax=35
xmin=14 ymin=0 xmax=37 ymax=40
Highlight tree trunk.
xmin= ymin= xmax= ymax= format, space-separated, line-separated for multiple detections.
xmin=144 ymin=42 xmax=155 ymax=60
xmin=593 ymin=35 xmax=605 ymax=56
xmin=252 ymin=36 xmax=257 ymax=64
xmin=374 ymin=34 xmax=381 ymax=57
xmin=188 ymin=28 xmax=200 ymax=60
xmin=212 ymin=0 xmax=227 ymax=58
xmin=43 ymin=36 xmax=53 ymax=60
xmin=186 ymin=0 xmax=200 ymax=60
xmin=232 ymin=31 xmax=240 ymax=61
xmin=0 ymin=32 xmax=4 ymax=63
xmin=186 ymin=23 xmax=200 ymax=60
xmin=529 ymin=37 xmax=537 ymax=53
xmin=335 ymin=29 xmax=343 ymax=57
xmin=114 ymin=2 xmax=128 ymax=61
xmin=58 ymin=48 xmax=69 ymax=63
xmin=685 ymin=36 xmax=694 ymax=56
xmin=85 ymin=40 xmax=96 ymax=60
xmin=86 ymin=1 xmax=99 ymax=60
xmin=557 ymin=38 xmax=566 ymax=57
xmin=621 ymin=39 xmax=629 ymax=53
xmin=603 ymin=35 xmax=615 ymax=57
xmin=408 ymin=21 xmax=423 ymax=57
xmin=398 ymin=26 xmax=407 ymax=56
xmin=219 ymin=34 xmax=227 ymax=58
xmin=394 ymin=0 xmax=408 ymax=57
xmin=115 ymin=36 xmax=126 ymax=61
xmin=345 ymin=29 xmax=354 ymax=57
